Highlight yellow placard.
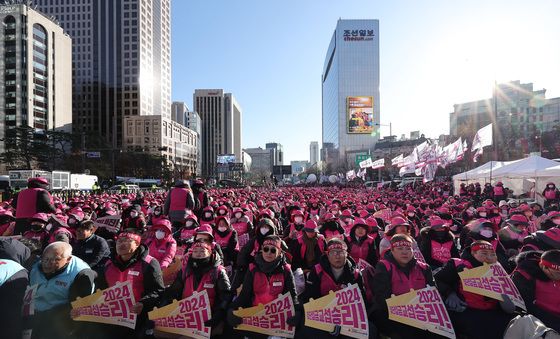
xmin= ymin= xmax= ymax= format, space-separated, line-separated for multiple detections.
xmin=71 ymin=281 xmax=137 ymax=329
xmin=386 ymin=286 xmax=456 ymax=339
xmin=458 ymin=262 xmax=526 ymax=310
xmin=148 ymin=290 xmax=211 ymax=339
xmin=233 ymin=292 xmax=295 ymax=338
xmin=303 ymin=284 xmax=369 ymax=339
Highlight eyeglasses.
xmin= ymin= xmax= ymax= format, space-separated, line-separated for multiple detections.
xmin=327 ymin=250 xmax=346 ymax=257
xmin=262 ymin=246 xmax=277 ymax=254
xmin=41 ymin=256 xmax=66 ymax=264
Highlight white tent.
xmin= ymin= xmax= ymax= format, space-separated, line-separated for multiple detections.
xmin=452 ymin=160 xmax=516 ymax=182
xmin=536 ymin=164 xmax=560 ymax=177
xmin=490 ymin=155 xmax=560 ymax=178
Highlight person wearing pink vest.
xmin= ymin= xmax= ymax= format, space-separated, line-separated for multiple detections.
xmin=163 ymin=180 xmax=195 ymax=228
xmin=512 ymin=249 xmax=560 ymax=332
xmin=434 ymin=240 xmax=517 ymax=339
xmin=372 ymin=234 xmax=435 ymax=338
xmin=345 ymin=217 xmax=378 ymax=267
xmin=164 ymin=239 xmax=232 ymax=333
xmin=418 ymin=217 xmax=459 ymax=269
xmin=542 ymin=182 xmax=560 ymax=209
xmin=227 ymin=236 xmax=300 ymax=333
xmin=98 ymin=231 xmax=164 ymax=338
xmin=143 ymin=219 xmax=177 ymax=269
xmin=12 ymin=177 xmax=56 ymax=235
xmin=498 ymin=214 xmax=529 ymax=253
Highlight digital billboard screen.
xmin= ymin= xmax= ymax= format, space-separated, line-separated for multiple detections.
xmin=347 ymin=96 xmax=374 ymax=134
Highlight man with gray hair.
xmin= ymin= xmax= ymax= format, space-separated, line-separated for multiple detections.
xmin=29 ymin=241 xmax=96 ymax=339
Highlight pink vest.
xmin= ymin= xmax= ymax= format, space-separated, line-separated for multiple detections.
xmin=494 ymin=186 xmax=505 ymax=196
xmin=169 ymin=188 xmax=190 ymax=212
xmin=232 ymin=221 xmax=249 ymax=235
xmin=535 ymin=278 xmax=560 ymax=317
xmin=347 ymin=236 xmax=374 ymax=262
xmin=15 ymin=188 xmax=42 ymax=218
xmin=430 ymin=240 xmax=453 ymax=264
xmin=544 ymin=189 xmax=557 ymax=200
xmin=380 ymin=260 xmax=427 ymax=296
xmin=214 ymin=230 xmax=239 ymax=251
xmin=105 ymin=255 xmax=153 ymax=302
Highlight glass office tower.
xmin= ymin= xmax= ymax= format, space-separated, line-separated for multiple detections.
xmin=322 ymin=19 xmax=380 ymax=168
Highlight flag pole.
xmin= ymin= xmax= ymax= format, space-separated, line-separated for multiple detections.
xmin=490 ymin=81 xmax=498 ymax=184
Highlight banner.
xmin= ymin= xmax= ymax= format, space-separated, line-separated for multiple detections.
xmin=458 ymin=262 xmax=526 ymax=311
xmin=93 ymin=214 xmax=121 ymax=233
xmin=233 ymin=292 xmax=295 ymax=338
xmin=359 ymin=157 xmax=373 ymax=169
xmin=373 ymin=208 xmax=392 ymax=222
xmin=371 ymin=158 xmax=385 ymax=169
xmin=148 ymin=290 xmax=211 ymax=339
xmin=304 ymin=284 xmax=369 ymax=339
xmin=391 ymin=154 xmax=404 ymax=167
xmin=347 ymin=96 xmax=374 ymax=134
xmin=471 ymin=124 xmax=493 ymax=162
xmin=386 ymin=286 xmax=455 ymax=339
xmin=71 ymin=281 xmax=137 ymax=329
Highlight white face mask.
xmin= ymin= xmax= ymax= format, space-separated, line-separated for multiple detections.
xmin=480 ymin=229 xmax=493 ymax=238
xmin=553 ymin=218 xmax=560 ymax=225
xmin=479 ymin=213 xmax=487 ymax=218
xmin=130 ymin=211 xmax=138 ymax=218
xmin=218 ymin=226 xmax=228 ymax=232
xmin=155 ymin=230 xmax=165 ymax=240
xmin=46 ymin=223 xmax=53 ymax=231
xmin=204 ymin=213 xmax=212 ymax=218
xmin=294 ymin=217 xmax=303 ymax=224
xmin=219 ymin=211 xmax=227 ymax=215
xmin=408 ymin=213 xmax=415 ymax=217
xmin=260 ymin=227 xmax=269 ymax=235
xmin=186 ymin=220 xmax=194 ymax=227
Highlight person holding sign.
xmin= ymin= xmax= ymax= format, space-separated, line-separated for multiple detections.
xmin=227 ymin=235 xmax=300 ymax=337
xmin=434 ymin=240 xmax=516 ymax=339
xmin=300 ymin=237 xmax=371 ymax=338
xmin=372 ymin=234 xmax=436 ymax=338
xmin=30 ymin=241 xmax=96 ymax=339
xmin=512 ymin=249 xmax=560 ymax=332
xmin=97 ymin=230 xmax=164 ymax=338
xmin=164 ymin=238 xmax=232 ymax=334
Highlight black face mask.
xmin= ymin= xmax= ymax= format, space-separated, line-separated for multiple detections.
xmin=190 ymin=257 xmax=211 ymax=269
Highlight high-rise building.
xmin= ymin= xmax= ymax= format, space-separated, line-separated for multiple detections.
xmin=0 ymin=3 xmax=72 ymax=158
xmin=193 ymin=89 xmax=242 ymax=177
xmin=34 ymin=0 xmax=172 ymax=147
xmin=265 ymin=142 xmax=283 ymax=166
xmin=310 ymin=141 xmax=319 ymax=165
xmin=450 ymin=80 xmax=560 ymax=160
xmin=322 ymin=19 xmax=380 ymax=168
xmin=171 ymin=101 xmax=188 ymax=126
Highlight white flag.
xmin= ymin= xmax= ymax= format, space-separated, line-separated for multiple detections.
xmin=357 ymin=168 xmax=366 ymax=179
xmin=371 ymin=158 xmax=385 ymax=169
xmin=359 ymin=157 xmax=373 ymax=169
xmin=471 ymin=124 xmax=493 ymax=162
xmin=346 ymin=170 xmax=356 ymax=181
xmin=391 ymin=154 xmax=404 ymax=167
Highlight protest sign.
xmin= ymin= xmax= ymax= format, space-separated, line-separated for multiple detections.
xmin=357 ymin=258 xmax=374 ymax=272
xmin=148 ymin=290 xmax=211 ymax=339
xmin=93 ymin=214 xmax=121 ymax=233
xmin=386 ymin=286 xmax=455 ymax=339
xmin=71 ymin=281 xmax=137 ymax=329
xmin=22 ymin=284 xmax=37 ymax=317
xmin=304 ymin=284 xmax=369 ymax=339
xmin=162 ymin=254 xmax=183 ymax=286
xmin=373 ymin=208 xmax=392 ymax=221
xmin=459 ymin=262 xmax=526 ymax=310
xmin=233 ymin=292 xmax=295 ymax=338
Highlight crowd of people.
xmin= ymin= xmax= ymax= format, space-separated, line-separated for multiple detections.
xmin=1 ymin=176 xmax=560 ymax=339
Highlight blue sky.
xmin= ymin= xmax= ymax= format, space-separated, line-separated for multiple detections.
xmin=171 ymin=0 xmax=560 ymax=163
